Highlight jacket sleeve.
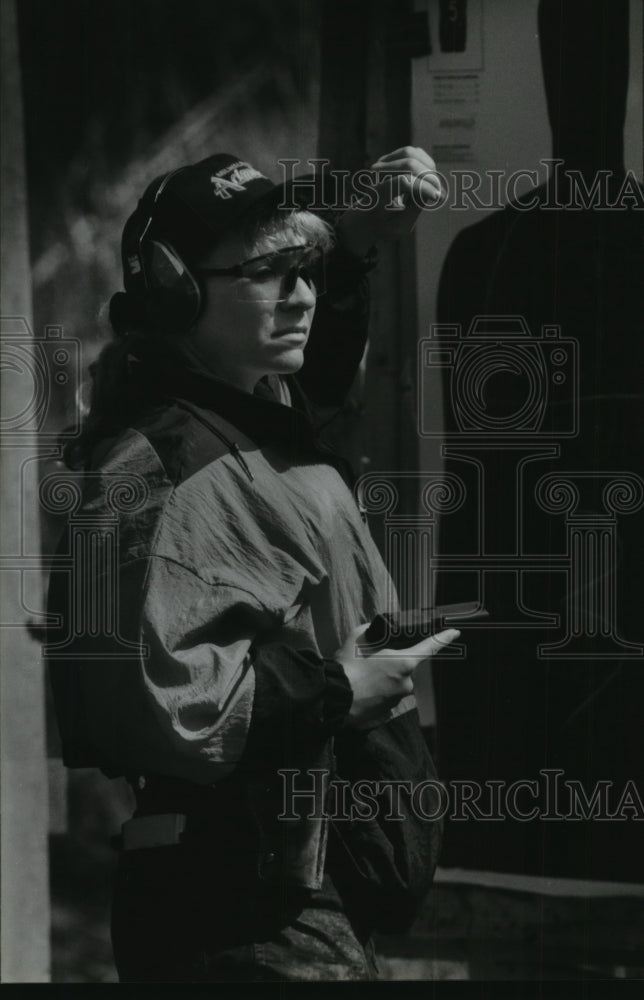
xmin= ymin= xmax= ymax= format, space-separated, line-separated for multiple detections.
xmin=327 ymin=707 xmax=443 ymax=935
xmin=76 ymin=554 xmax=352 ymax=784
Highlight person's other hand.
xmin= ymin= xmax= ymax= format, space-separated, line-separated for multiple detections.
xmin=335 ymin=622 xmax=459 ymax=729
xmin=337 ymin=146 xmax=443 ymax=257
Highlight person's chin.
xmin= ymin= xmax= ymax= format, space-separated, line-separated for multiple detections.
xmin=272 ymin=345 xmax=306 ymax=372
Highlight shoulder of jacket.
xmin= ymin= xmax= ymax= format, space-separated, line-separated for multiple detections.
xmin=131 ymin=399 xmax=247 ymax=487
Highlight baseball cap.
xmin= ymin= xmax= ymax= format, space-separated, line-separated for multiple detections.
xmin=121 ymin=153 xmax=317 ymax=295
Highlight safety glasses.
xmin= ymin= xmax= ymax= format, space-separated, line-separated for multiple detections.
xmin=196 ymin=244 xmax=326 ymax=302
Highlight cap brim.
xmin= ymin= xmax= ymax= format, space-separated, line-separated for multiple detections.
xmin=236 ymin=170 xmax=337 ymax=225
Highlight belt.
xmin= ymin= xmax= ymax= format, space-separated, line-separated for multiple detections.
xmin=120 ymin=812 xmax=187 ymax=850
xmin=111 ymin=769 xmax=330 ymax=893
xmin=112 ymin=771 xmax=253 ymax=854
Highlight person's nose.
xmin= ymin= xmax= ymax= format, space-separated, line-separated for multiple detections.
xmin=280 ymin=269 xmax=317 ymax=310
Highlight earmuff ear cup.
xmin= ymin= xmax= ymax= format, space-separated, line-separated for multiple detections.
xmin=141 ymin=240 xmax=202 ymax=334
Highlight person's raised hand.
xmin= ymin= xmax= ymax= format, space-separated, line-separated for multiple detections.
xmin=335 ymin=622 xmax=460 ymax=729
xmin=337 ymin=146 xmax=443 ymax=257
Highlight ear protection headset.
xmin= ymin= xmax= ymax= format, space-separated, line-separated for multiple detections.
xmin=125 ymin=168 xmax=204 ymax=334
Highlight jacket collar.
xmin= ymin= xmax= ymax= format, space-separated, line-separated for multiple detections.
xmin=130 ymin=346 xmax=320 ymax=453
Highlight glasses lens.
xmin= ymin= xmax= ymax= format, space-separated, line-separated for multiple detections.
xmin=234 ymin=247 xmax=325 ymax=301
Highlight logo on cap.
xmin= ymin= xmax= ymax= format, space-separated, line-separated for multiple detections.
xmin=211 ymin=161 xmax=264 ymax=200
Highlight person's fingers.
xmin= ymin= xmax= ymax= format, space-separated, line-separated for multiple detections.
xmin=370 ymin=160 xmax=434 ymax=184
xmin=397 ymin=171 xmax=443 ymax=203
xmin=373 ymin=160 xmax=440 ymax=185
xmin=394 ymin=628 xmax=461 ymax=668
xmin=338 ymin=621 xmax=372 ymax=657
xmin=370 ymin=153 xmax=437 ymax=178
xmin=371 ymin=145 xmax=420 ymax=161
xmin=384 ymin=178 xmax=442 ymax=213
xmin=372 ymin=146 xmax=436 ymax=171
xmin=370 ymin=163 xmax=442 ymax=205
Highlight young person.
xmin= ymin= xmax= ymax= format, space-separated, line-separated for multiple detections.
xmin=48 ymin=148 xmax=457 ymax=981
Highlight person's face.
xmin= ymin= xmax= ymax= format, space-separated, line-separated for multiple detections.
xmin=184 ymin=224 xmax=318 ymax=392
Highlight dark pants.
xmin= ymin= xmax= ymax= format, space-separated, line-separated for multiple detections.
xmin=110 ymin=841 xmax=377 ymax=982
